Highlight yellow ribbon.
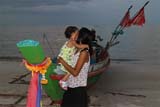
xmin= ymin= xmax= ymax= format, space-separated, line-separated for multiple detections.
xmin=23 ymin=57 xmax=52 ymax=84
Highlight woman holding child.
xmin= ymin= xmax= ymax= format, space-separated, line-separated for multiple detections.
xmin=57 ymin=27 xmax=93 ymax=107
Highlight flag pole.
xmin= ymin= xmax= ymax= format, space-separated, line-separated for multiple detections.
xmin=112 ymin=5 xmax=133 ymax=41
xmin=109 ymin=5 xmax=132 ymax=45
xmin=144 ymin=1 xmax=150 ymax=8
xmin=106 ymin=1 xmax=149 ymax=50
xmin=116 ymin=1 xmax=149 ymax=36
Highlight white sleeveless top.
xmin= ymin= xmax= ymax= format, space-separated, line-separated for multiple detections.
xmin=68 ymin=50 xmax=90 ymax=88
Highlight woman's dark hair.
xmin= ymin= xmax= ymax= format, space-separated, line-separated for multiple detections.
xmin=64 ymin=26 xmax=78 ymax=39
xmin=77 ymin=27 xmax=93 ymax=55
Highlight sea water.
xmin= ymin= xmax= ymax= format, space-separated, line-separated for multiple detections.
xmin=0 ymin=25 xmax=160 ymax=65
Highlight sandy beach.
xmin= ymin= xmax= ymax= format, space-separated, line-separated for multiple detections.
xmin=0 ymin=60 xmax=160 ymax=107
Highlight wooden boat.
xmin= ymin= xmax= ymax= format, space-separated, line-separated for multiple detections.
xmin=17 ymin=39 xmax=110 ymax=105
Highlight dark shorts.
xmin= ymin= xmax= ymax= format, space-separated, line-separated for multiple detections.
xmin=61 ymin=87 xmax=88 ymax=107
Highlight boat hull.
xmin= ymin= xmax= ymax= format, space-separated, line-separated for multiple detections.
xmin=50 ymin=57 xmax=110 ymax=102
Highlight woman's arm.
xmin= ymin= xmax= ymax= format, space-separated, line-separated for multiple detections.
xmin=58 ymin=51 xmax=89 ymax=77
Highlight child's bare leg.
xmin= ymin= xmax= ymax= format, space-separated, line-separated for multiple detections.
xmin=61 ymin=73 xmax=70 ymax=81
xmin=59 ymin=73 xmax=70 ymax=90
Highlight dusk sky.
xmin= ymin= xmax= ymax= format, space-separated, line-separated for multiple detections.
xmin=0 ymin=0 xmax=159 ymax=26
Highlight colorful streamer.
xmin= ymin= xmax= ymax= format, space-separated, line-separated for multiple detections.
xmin=26 ymin=72 xmax=38 ymax=107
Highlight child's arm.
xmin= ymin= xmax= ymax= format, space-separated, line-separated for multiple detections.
xmin=72 ymin=41 xmax=89 ymax=49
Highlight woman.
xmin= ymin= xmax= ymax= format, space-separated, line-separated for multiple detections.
xmin=58 ymin=27 xmax=93 ymax=107
xmin=55 ymin=26 xmax=88 ymax=90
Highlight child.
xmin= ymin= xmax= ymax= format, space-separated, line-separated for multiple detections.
xmin=55 ymin=26 xmax=88 ymax=90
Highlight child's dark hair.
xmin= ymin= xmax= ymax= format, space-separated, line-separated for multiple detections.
xmin=77 ymin=27 xmax=93 ymax=55
xmin=64 ymin=26 xmax=78 ymax=39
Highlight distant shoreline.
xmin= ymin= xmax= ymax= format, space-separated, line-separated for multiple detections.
xmin=0 ymin=56 xmax=143 ymax=64
xmin=0 ymin=56 xmax=22 ymax=62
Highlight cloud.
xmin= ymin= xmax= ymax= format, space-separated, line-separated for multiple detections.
xmin=0 ymin=0 xmax=156 ymax=26
xmin=0 ymin=0 xmax=91 ymax=14
xmin=0 ymin=0 xmax=90 ymax=8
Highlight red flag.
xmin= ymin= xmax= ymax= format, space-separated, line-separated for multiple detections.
xmin=130 ymin=7 xmax=145 ymax=26
xmin=120 ymin=10 xmax=131 ymax=27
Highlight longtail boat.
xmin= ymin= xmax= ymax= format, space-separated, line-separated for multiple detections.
xmin=17 ymin=39 xmax=110 ymax=105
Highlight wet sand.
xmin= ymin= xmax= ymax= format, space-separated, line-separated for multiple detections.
xmin=88 ymin=63 xmax=160 ymax=107
xmin=0 ymin=60 xmax=160 ymax=107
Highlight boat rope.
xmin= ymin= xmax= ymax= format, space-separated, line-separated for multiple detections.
xmin=43 ymin=33 xmax=55 ymax=58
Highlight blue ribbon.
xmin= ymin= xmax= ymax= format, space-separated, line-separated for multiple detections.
xmin=36 ymin=74 xmax=42 ymax=107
